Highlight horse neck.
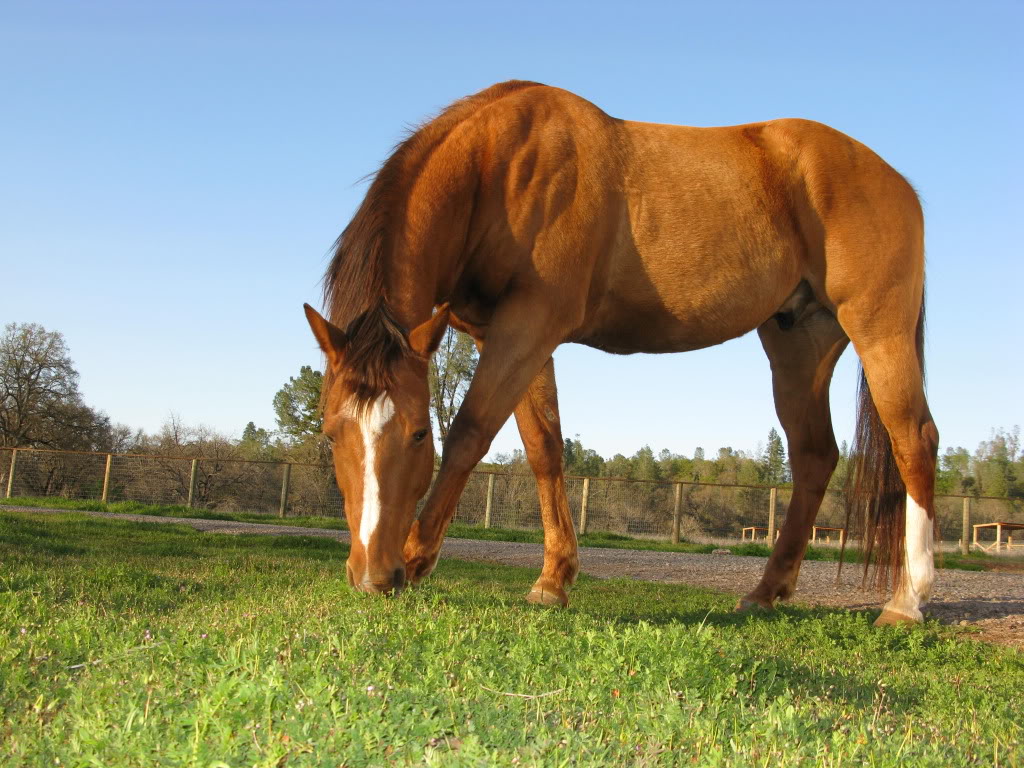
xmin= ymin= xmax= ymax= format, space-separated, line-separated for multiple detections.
xmin=382 ymin=144 xmax=479 ymax=330
xmin=382 ymin=244 xmax=442 ymax=331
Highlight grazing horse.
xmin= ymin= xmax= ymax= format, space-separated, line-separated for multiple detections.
xmin=304 ymin=80 xmax=938 ymax=626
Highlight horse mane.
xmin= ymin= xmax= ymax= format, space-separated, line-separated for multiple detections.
xmin=321 ymin=80 xmax=543 ymax=404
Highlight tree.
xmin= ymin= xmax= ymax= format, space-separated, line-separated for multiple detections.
xmin=631 ymin=445 xmax=661 ymax=482
xmin=603 ymin=453 xmax=632 ymax=479
xmin=273 ymin=366 xmax=323 ymax=442
xmin=760 ymin=428 xmax=789 ymax=485
xmin=0 ymin=322 xmax=115 ymax=450
xmin=562 ymin=435 xmax=605 ymax=477
xmin=692 ymin=448 xmax=708 ymax=483
xmin=238 ymin=421 xmax=278 ymax=461
xmin=829 ymin=440 xmax=851 ymax=490
xmin=973 ymin=427 xmax=1020 ymax=498
xmin=936 ymin=446 xmax=972 ymax=495
xmin=241 ymin=421 xmax=269 ymax=444
xmin=428 ymin=327 xmax=478 ymax=446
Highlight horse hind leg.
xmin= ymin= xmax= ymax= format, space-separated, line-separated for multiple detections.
xmin=512 ymin=357 xmax=580 ymax=607
xmin=737 ymin=308 xmax=849 ymax=611
xmin=845 ymin=330 xmax=939 ymax=625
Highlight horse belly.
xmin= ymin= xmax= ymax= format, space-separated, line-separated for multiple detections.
xmin=578 ymin=271 xmax=784 ymax=354
xmin=579 ymin=226 xmax=800 ymax=355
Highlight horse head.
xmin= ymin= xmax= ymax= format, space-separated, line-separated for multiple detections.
xmin=303 ymin=302 xmax=449 ymax=595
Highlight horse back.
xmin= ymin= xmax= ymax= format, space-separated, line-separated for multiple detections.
xmin=446 ymin=86 xmax=921 ymax=351
xmin=577 ymin=115 xmax=922 ymax=352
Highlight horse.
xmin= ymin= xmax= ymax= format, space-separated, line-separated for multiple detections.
xmin=303 ymin=80 xmax=938 ymax=626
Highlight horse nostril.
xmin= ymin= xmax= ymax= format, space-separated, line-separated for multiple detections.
xmin=393 ymin=568 xmax=406 ymax=591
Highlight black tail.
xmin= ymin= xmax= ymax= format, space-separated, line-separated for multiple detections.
xmin=845 ymin=298 xmax=927 ymax=591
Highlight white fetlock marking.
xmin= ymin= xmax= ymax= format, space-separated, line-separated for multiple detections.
xmin=355 ymin=396 xmax=395 ymax=582
xmin=905 ymin=494 xmax=935 ymax=602
xmin=885 ymin=494 xmax=934 ymax=620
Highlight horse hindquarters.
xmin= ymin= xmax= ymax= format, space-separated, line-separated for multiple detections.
xmin=791 ymin=119 xmax=938 ymax=623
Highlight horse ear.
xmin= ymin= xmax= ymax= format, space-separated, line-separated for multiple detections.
xmin=409 ymin=304 xmax=451 ymax=358
xmin=303 ymin=303 xmax=348 ymax=370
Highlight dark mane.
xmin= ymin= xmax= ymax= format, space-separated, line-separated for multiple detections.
xmin=338 ymin=302 xmax=411 ymax=407
xmin=321 ymin=80 xmax=543 ymax=403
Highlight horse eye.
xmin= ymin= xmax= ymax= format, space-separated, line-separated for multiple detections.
xmin=412 ymin=428 xmax=429 ymax=443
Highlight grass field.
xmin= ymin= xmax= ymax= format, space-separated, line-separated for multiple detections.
xmin=1 ymin=509 xmax=1021 ymax=767
xmin=2 ymin=496 xmax=1015 ymax=573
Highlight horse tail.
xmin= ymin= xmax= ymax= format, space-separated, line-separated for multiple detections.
xmin=846 ymin=293 xmax=926 ymax=590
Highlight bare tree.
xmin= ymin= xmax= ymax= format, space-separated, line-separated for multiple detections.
xmin=0 ymin=322 xmax=113 ymax=449
xmin=429 ymin=327 xmax=478 ymax=446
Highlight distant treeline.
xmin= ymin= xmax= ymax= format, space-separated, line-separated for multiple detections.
xmin=484 ymin=428 xmax=1024 ymax=499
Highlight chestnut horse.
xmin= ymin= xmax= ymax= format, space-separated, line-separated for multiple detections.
xmin=303 ymin=80 xmax=938 ymax=626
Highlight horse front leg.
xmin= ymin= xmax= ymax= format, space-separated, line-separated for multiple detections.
xmin=403 ymin=300 xmax=566 ymax=588
xmin=512 ymin=357 xmax=579 ymax=606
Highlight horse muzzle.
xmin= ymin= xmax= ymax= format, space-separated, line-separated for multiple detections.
xmin=349 ymin=564 xmax=407 ymax=596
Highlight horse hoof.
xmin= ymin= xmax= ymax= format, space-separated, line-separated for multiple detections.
xmin=873 ymin=609 xmax=921 ymax=627
xmin=735 ymin=597 xmax=773 ymax=613
xmin=526 ymin=585 xmax=569 ymax=608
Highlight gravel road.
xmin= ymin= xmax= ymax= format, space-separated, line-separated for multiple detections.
xmin=10 ymin=506 xmax=1022 ymax=648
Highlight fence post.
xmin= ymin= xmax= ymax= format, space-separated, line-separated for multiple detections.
xmin=767 ymin=487 xmax=778 ymax=546
xmin=961 ymin=496 xmax=971 ymax=555
xmin=5 ymin=449 xmax=17 ymax=499
xmin=187 ymin=458 xmax=199 ymax=507
xmin=101 ymin=453 xmax=113 ymax=503
xmin=483 ymin=473 xmax=495 ymax=529
xmin=671 ymin=483 xmax=682 ymax=544
xmin=578 ymin=477 xmax=590 ymax=536
xmin=279 ymin=463 xmax=292 ymax=518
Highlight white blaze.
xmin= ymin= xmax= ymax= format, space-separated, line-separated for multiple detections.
xmin=356 ymin=396 xmax=395 ymax=561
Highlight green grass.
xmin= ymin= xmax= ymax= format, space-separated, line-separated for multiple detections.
xmin=0 ymin=495 xmax=348 ymax=530
xmin=1 ymin=509 xmax=1021 ymax=766
xmin=3 ymin=495 xmax=1015 ymax=572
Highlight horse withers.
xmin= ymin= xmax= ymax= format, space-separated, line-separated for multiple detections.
xmin=304 ymin=81 xmax=938 ymax=626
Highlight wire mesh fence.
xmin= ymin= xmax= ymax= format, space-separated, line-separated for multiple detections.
xmin=4 ymin=448 xmax=109 ymax=500
xmin=2 ymin=445 xmax=1022 ymax=550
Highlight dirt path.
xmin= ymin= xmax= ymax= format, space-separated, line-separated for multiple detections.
xmin=10 ymin=506 xmax=1022 ymax=649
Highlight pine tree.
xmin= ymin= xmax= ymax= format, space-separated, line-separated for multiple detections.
xmin=272 ymin=366 xmax=323 ymax=442
xmin=762 ymin=428 xmax=789 ymax=485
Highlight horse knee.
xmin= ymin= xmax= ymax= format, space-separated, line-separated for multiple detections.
xmin=443 ymin=417 xmax=492 ymax=471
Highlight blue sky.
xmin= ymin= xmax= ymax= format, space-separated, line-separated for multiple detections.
xmin=2 ymin=1 xmax=1020 ymax=461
